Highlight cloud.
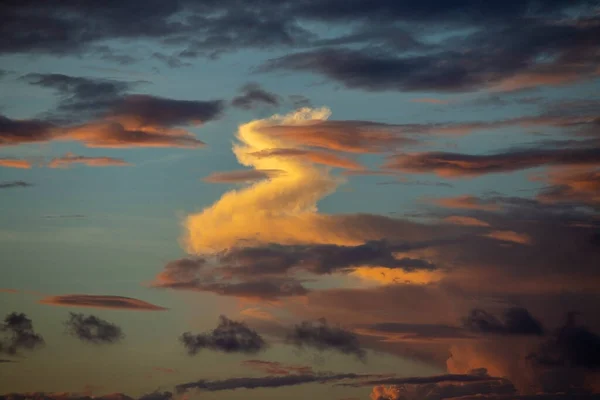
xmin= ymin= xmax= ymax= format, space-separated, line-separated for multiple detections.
xmin=359 ymin=322 xmax=470 ymax=341
xmin=385 ymin=147 xmax=600 ymax=178
xmin=255 ymin=120 xmax=417 ymax=153
xmin=47 ymin=153 xmax=131 ymax=168
xmin=241 ymin=360 xmax=313 ymax=375
xmin=250 ymin=148 xmax=364 ymax=170
xmin=443 ymin=216 xmax=490 ymax=227
xmin=203 ymin=169 xmax=284 ymax=183
xmin=529 ymin=312 xmax=600 ymax=369
xmin=0 ymin=392 xmax=171 ymax=400
xmin=411 ymin=98 xmax=450 ymax=104
xmin=183 ymin=108 xmax=450 ymax=254
xmin=483 ymin=230 xmax=532 ymax=245
xmin=180 ymin=315 xmax=267 ymax=355
xmin=39 ymin=294 xmax=168 ymax=311
xmin=463 ymin=308 xmax=544 ymax=336
xmin=0 ymin=181 xmax=33 ymax=189
xmin=0 ymin=158 xmax=32 ymax=169
xmin=0 ymin=312 xmax=44 ymax=355
xmin=287 ymin=318 xmax=366 ymax=360
xmin=0 ymin=114 xmax=56 ymax=146
xmin=433 ymin=196 xmax=500 ymax=211
xmin=64 ymin=313 xmax=124 ymax=344
xmin=231 ymin=83 xmax=281 ymax=110
xmin=175 ymin=372 xmax=370 ymax=393
xmin=537 ymin=168 xmax=600 ymax=208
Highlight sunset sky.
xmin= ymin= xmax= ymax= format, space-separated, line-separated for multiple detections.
xmin=1 ymin=1 xmax=600 ymax=399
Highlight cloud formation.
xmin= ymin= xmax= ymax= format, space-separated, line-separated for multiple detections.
xmin=203 ymin=169 xmax=283 ymax=183
xmin=463 ymin=308 xmax=544 ymax=336
xmin=231 ymin=83 xmax=281 ymax=110
xmin=47 ymin=153 xmax=131 ymax=168
xmin=241 ymin=360 xmax=313 ymax=375
xmin=180 ymin=316 xmax=267 ymax=355
xmin=0 ymin=312 xmax=44 ymax=355
xmin=39 ymin=294 xmax=168 ymax=311
xmin=0 ymin=158 xmax=32 ymax=169
xmin=64 ymin=313 xmax=124 ymax=344
xmin=0 ymin=181 xmax=33 ymax=189
xmin=287 ymin=318 xmax=366 ymax=360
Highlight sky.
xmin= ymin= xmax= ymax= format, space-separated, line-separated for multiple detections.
xmin=1 ymin=1 xmax=600 ymax=399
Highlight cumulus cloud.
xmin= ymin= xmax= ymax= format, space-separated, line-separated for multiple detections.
xmin=64 ymin=313 xmax=124 ymax=344
xmin=287 ymin=318 xmax=366 ymax=360
xmin=443 ymin=216 xmax=490 ymax=227
xmin=183 ymin=108 xmax=451 ymax=254
xmin=180 ymin=315 xmax=267 ymax=355
xmin=0 ymin=312 xmax=44 ymax=355
xmin=47 ymin=153 xmax=131 ymax=168
xmin=39 ymin=294 xmax=167 ymax=311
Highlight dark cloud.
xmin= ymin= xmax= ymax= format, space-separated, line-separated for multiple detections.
xmin=369 ymin=378 xmax=518 ymax=400
xmin=529 ymin=313 xmax=600 ymax=369
xmin=0 ymin=312 xmax=45 ymax=355
xmin=231 ymin=83 xmax=281 ymax=110
xmin=386 ymin=147 xmax=600 ymax=177
xmin=218 ymin=240 xmax=437 ymax=276
xmin=287 ymin=318 xmax=366 ymax=360
xmin=0 ymin=114 xmax=56 ymax=146
xmin=175 ymin=372 xmax=370 ymax=393
xmin=0 ymin=392 xmax=170 ymax=400
xmin=463 ymin=308 xmax=544 ymax=336
xmin=360 ymin=371 xmax=505 ymax=386
xmin=64 ymin=313 xmax=124 ymax=344
xmin=0 ymin=181 xmax=33 ymax=189
xmin=39 ymin=294 xmax=168 ymax=311
xmin=180 ymin=315 xmax=267 ymax=355
xmin=363 ymin=322 xmax=470 ymax=340
xmin=241 ymin=360 xmax=314 ymax=375
xmin=22 ymin=73 xmax=137 ymax=115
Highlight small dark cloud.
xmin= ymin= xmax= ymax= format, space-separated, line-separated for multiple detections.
xmin=0 ymin=181 xmax=33 ymax=189
xmin=463 ymin=307 xmax=544 ymax=336
xmin=137 ymin=392 xmax=173 ymax=400
xmin=288 ymin=95 xmax=312 ymax=109
xmin=152 ymin=52 xmax=192 ymax=68
xmin=48 ymin=153 xmax=131 ymax=168
xmin=231 ymin=83 xmax=281 ymax=110
xmin=0 ymin=312 xmax=45 ymax=355
xmin=287 ymin=318 xmax=366 ymax=360
xmin=40 ymin=294 xmax=168 ymax=311
xmin=359 ymin=371 xmax=504 ymax=386
xmin=43 ymin=214 xmax=86 ymax=219
xmin=529 ymin=312 xmax=600 ymax=369
xmin=64 ymin=313 xmax=124 ymax=344
xmin=363 ymin=322 xmax=470 ymax=340
xmin=180 ymin=315 xmax=267 ymax=355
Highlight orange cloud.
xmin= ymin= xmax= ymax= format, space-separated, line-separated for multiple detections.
xmin=250 ymin=148 xmax=364 ymax=170
xmin=483 ymin=230 xmax=532 ymax=245
xmin=0 ymin=158 xmax=32 ymax=169
xmin=240 ymin=307 xmax=276 ymax=321
xmin=410 ymin=98 xmax=449 ymax=104
xmin=39 ymin=294 xmax=168 ymax=311
xmin=351 ymin=267 xmax=442 ymax=285
xmin=443 ymin=216 xmax=490 ymax=227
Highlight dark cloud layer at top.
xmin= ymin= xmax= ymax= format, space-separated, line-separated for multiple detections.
xmin=0 ymin=313 xmax=44 ymax=356
xmin=64 ymin=313 xmax=124 ymax=344
xmin=180 ymin=316 xmax=267 ymax=355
